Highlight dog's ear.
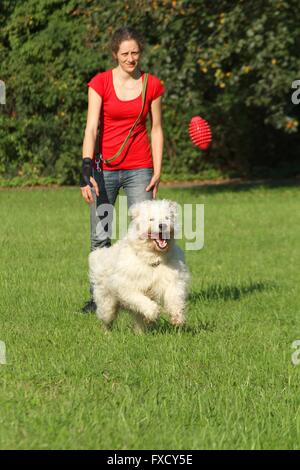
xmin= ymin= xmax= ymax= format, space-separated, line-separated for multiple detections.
xmin=128 ymin=202 xmax=140 ymax=219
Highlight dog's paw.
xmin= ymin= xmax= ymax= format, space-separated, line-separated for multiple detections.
xmin=101 ymin=322 xmax=113 ymax=334
xmin=170 ymin=315 xmax=186 ymax=327
xmin=133 ymin=323 xmax=145 ymax=335
xmin=143 ymin=303 xmax=160 ymax=323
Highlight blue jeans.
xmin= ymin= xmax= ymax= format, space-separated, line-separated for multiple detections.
xmin=90 ymin=167 xmax=153 ymax=252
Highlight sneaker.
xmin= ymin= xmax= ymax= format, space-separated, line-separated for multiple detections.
xmin=81 ymin=299 xmax=97 ymax=314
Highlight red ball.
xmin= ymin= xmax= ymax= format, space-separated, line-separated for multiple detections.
xmin=189 ymin=116 xmax=212 ymax=150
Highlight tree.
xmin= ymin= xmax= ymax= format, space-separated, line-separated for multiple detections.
xmin=0 ymin=0 xmax=299 ymax=184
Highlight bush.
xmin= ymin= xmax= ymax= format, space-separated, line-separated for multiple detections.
xmin=0 ymin=0 xmax=299 ymax=184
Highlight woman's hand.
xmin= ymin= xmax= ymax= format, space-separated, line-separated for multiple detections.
xmin=146 ymin=173 xmax=160 ymax=199
xmin=80 ymin=157 xmax=99 ymax=204
xmin=80 ymin=177 xmax=99 ymax=204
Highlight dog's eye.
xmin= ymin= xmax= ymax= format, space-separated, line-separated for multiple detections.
xmin=149 ymin=218 xmax=154 ymax=221
xmin=165 ymin=216 xmax=169 ymax=220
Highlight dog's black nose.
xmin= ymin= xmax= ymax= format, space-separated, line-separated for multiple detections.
xmin=159 ymin=223 xmax=168 ymax=231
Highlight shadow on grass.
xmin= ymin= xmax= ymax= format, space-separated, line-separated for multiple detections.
xmin=148 ymin=317 xmax=216 ymax=335
xmin=189 ymin=280 xmax=277 ymax=303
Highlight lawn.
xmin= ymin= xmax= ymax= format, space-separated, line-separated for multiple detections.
xmin=0 ymin=183 xmax=300 ymax=450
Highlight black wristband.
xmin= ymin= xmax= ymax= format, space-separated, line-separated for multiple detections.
xmin=80 ymin=158 xmax=93 ymax=188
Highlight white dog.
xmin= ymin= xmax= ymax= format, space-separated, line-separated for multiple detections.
xmin=89 ymin=199 xmax=190 ymax=332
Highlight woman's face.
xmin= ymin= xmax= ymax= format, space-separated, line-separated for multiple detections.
xmin=114 ymin=39 xmax=141 ymax=73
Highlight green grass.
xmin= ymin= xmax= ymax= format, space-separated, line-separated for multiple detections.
xmin=1 ymin=184 xmax=300 ymax=450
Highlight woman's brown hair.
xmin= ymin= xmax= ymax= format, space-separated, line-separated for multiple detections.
xmin=110 ymin=27 xmax=145 ymax=56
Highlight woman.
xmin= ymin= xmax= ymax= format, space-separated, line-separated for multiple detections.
xmin=80 ymin=27 xmax=165 ymax=313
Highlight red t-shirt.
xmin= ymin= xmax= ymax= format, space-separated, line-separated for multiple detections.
xmin=87 ymin=69 xmax=165 ymax=170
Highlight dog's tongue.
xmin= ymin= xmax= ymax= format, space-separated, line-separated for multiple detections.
xmin=140 ymin=232 xmax=168 ymax=248
xmin=157 ymin=239 xmax=167 ymax=249
xmin=150 ymin=232 xmax=168 ymax=248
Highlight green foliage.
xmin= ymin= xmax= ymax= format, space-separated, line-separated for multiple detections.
xmin=0 ymin=0 xmax=300 ymax=184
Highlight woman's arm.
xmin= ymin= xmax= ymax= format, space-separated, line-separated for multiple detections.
xmin=80 ymin=87 xmax=102 ymax=204
xmin=146 ymin=96 xmax=164 ymax=199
